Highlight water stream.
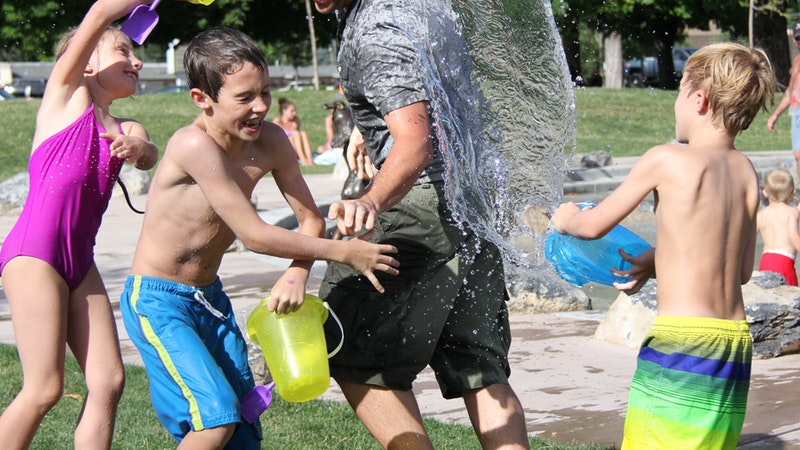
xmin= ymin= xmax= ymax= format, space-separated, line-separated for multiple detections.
xmin=396 ymin=0 xmax=575 ymax=291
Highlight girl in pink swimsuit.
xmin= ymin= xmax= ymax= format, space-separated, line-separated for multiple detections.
xmin=0 ymin=1 xmax=157 ymax=447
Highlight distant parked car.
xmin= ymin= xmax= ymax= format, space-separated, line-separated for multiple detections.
xmin=278 ymin=80 xmax=314 ymax=92
xmin=624 ymin=47 xmax=697 ymax=88
xmin=148 ymin=85 xmax=190 ymax=94
xmin=3 ymin=78 xmax=47 ymax=97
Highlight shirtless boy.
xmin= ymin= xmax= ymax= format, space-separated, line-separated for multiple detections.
xmin=552 ymin=42 xmax=775 ymax=449
xmin=119 ymin=27 xmax=398 ymax=449
xmin=756 ymin=168 xmax=800 ymax=285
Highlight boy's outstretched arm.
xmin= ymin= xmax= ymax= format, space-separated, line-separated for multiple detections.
xmin=268 ymin=147 xmax=327 ymax=313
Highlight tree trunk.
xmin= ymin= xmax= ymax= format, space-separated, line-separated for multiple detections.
xmin=304 ymin=0 xmax=320 ymax=90
xmin=753 ymin=6 xmax=790 ymax=89
xmin=603 ymin=32 xmax=623 ymax=89
xmin=656 ymin=27 xmax=678 ymax=90
xmin=559 ymin=15 xmax=582 ymax=86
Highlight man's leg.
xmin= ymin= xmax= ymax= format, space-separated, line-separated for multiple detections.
xmin=337 ymin=378 xmax=435 ymax=450
xmin=463 ymin=384 xmax=530 ymax=449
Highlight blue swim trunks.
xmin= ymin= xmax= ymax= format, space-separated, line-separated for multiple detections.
xmin=120 ymin=275 xmax=262 ymax=448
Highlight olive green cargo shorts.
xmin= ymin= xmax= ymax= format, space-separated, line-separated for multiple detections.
xmin=320 ymin=182 xmax=512 ymax=399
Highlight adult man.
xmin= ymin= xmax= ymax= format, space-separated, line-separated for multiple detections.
xmin=312 ymin=0 xmax=530 ymax=448
xmin=767 ymin=22 xmax=800 ymax=182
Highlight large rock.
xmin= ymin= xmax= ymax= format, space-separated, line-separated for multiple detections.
xmin=0 ymin=167 xmax=152 ymax=216
xmin=594 ymin=271 xmax=800 ymax=359
xmin=113 ymin=164 xmax=152 ymax=197
xmin=507 ymin=271 xmax=592 ymax=313
xmin=0 ymin=173 xmax=29 ymax=215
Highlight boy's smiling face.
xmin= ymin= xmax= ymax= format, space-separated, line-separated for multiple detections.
xmin=198 ymin=62 xmax=272 ymax=142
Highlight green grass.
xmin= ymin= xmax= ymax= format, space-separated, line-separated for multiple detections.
xmin=0 ymin=87 xmax=790 ymax=181
xmin=0 ymin=344 xmax=612 ymax=449
xmin=574 ymin=87 xmax=789 ymax=157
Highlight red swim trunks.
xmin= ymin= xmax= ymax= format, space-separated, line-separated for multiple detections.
xmin=758 ymin=251 xmax=798 ymax=286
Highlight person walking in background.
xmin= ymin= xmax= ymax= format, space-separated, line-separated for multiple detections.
xmin=273 ymin=97 xmax=315 ymax=166
xmin=553 ymin=43 xmax=775 ymax=449
xmin=309 ymin=1 xmax=530 ymax=449
xmin=767 ymin=22 xmax=800 ymax=183
xmin=0 ymin=0 xmax=158 ymax=447
xmin=756 ymin=168 xmax=800 ymax=285
xmin=119 ymin=27 xmax=398 ymax=449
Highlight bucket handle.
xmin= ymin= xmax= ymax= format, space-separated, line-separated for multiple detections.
xmin=323 ymin=301 xmax=344 ymax=358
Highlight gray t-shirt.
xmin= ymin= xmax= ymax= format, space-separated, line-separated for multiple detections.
xmin=337 ymin=0 xmax=446 ymax=184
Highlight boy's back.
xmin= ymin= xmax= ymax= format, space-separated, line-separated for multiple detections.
xmin=757 ymin=201 xmax=800 ymax=255
xmin=563 ymin=139 xmax=758 ymax=320
xmin=756 ymin=168 xmax=800 ymax=285
xmin=642 ymin=142 xmax=758 ymax=319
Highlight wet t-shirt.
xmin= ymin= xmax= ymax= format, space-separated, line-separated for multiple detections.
xmin=336 ymin=0 xmax=446 ymax=184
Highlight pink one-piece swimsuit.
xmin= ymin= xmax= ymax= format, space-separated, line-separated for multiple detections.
xmin=0 ymin=105 xmax=124 ymax=290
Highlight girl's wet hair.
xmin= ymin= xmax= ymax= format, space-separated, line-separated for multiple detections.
xmin=183 ymin=27 xmax=267 ymax=101
xmin=681 ymin=42 xmax=776 ymax=135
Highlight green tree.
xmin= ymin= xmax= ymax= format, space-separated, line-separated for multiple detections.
xmin=0 ymin=0 xmax=85 ymax=60
xmin=554 ymin=0 xmax=800 ymax=90
xmin=0 ymin=0 xmax=338 ymax=66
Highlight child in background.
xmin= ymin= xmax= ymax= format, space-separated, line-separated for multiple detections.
xmin=273 ymin=97 xmax=314 ymax=166
xmin=756 ymin=168 xmax=800 ymax=285
xmin=0 ymin=0 xmax=158 ymax=447
xmin=120 ymin=27 xmax=398 ymax=449
xmin=552 ymin=42 xmax=775 ymax=449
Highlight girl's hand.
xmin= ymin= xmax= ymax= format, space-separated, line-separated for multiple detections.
xmin=346 ymin=127 xmax=375 ymax=180
xmin=101 ymin=131 xmax=157 ymax=169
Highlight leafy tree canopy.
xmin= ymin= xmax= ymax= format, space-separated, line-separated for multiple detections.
xmin=0 ymin=0 xmax=338 ymax=63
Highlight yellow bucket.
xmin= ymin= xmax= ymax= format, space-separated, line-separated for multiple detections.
xmin=246 ymin=294 xmax=342 ymax=403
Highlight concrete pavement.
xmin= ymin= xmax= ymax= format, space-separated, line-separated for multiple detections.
xmin=1 ymin=154 xmax=799 ymax=448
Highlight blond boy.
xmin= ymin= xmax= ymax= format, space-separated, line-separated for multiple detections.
xmin=756 ymin=168 xmax=800 ymax=285
xmin=552 ymin=43 xmax=775 ymax=449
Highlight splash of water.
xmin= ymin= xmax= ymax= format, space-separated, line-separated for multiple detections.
xmin=394 ymin=0 xmax=575 ymax=276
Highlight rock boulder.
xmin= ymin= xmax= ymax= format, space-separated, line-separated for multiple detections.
xmin=594 ymin=271 xmax=800 ymax=359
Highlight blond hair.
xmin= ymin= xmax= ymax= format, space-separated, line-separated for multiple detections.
xmin=53 ymin=26 xmax=118 ymax=61
xmin=763 ymin=168 xmax=795 ymax=203
xmin=681 ymin=42 xmax=775 ymax=135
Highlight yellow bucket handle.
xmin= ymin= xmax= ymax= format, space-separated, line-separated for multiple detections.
xmin=323 ymin=301 xmax=344 ymax=358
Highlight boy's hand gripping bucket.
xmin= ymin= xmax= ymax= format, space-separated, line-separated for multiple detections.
xmin=246 ymin=294 xmax=343 ymax=403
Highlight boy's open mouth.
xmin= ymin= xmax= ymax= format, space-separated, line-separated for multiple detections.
xmin=243 ymin=119 xmax=262 ymax=130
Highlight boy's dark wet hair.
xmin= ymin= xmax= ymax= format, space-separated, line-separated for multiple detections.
xmin=183 ymin=27 xmax=267 ymax=101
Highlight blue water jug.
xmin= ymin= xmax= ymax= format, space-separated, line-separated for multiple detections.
xmin=545 ymin=222 xmax=651 ymax=287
